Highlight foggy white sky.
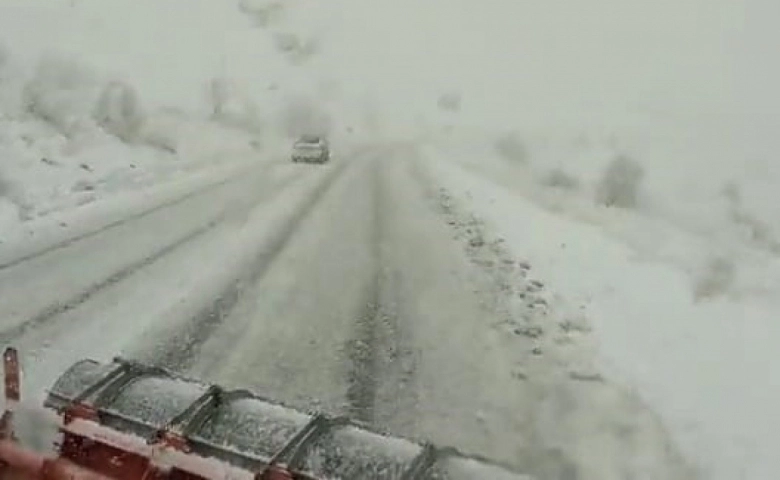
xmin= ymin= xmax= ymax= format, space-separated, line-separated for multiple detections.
xmin=317 ymin=0 xmax=752 ymax=127
xmin=1 ymin=0 xmax=773 ymax=132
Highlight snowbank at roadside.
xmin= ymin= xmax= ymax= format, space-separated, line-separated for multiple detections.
xmin=423 ymin=124 xmax=780 ymax=302
xmin=425 ymin=152 xmax=780 ymax=480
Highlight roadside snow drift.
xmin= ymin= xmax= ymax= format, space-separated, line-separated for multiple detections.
xmin=424 ymin=152 xmax=780 ymax=480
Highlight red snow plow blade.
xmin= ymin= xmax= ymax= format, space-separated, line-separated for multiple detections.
xmin=0 ymin=348 xmax=531 ymax=480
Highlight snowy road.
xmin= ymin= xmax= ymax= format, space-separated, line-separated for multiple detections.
xmin=0 ymin=146 xmax=697 ymax=479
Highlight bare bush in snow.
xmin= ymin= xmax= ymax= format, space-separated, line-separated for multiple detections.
xmin=720 ymin=180 xmax=780 ymax=253
xmin=238 ymin=0 xmax=284 ymax=27
xmin=437 ymin=92 xmax=461 ymax=112
xmin=273 ymin=32 xmax=319 ymax=64
xmin=594 ymin=154 xmax=644 ymax=208
xmin=494 ymin=131 xmax=529 ymax=164
xmin=208 ymin=79 xmax=230 ymax=117
xmin=21 ymin=54 xmax=98 ymax=136
xmin=732 ymin=210 xmax=780 ymax=253
xmin=273 ymin=33 xmax=302 ymax=53
xmin=71 ymin=179 xmax=95 ymax=193
xmin=93 ymin=80 xmax=144 ymax=143
xmin=542 ymin=168 xmax=580 ymax=190
xmin=207 ymin=78 xmax=263 ymax=134
xmin=280 ymin=97 xmax=331 ymax=138
xmin=693 ymin=256 xmax=735 ymax=300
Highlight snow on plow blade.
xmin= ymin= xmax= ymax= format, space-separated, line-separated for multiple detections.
xmin=0 ymin=349 xmax=532 ymax=480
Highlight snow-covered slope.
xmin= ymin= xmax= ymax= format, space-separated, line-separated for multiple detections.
xmin=1 ymin=0 xmax=777 ymax=478
xmin=0 ymin=0 xmax=311 ymax=242
xmin=424 ymin=152 xmax=780 ymax=480
xmin=0 ymin=43 xmax=264 ymax=242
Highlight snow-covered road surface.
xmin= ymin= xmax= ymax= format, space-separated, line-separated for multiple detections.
xmin=0 ymin=146 xmax=698 ymax=479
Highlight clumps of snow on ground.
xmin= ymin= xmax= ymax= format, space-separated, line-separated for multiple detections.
xmin=409 ymin=155 xmax=696 ymax=479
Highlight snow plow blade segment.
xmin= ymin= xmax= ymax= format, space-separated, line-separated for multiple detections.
xmin=0 ymin=351 xmax=534 ymax=480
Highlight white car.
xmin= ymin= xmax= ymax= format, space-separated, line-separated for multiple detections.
xmin=291 ymin=135 xmax=330 ymax=164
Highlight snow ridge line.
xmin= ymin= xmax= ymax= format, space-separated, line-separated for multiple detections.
xmin=407 ymin=156 xmax=579 ymax=475
xmin=409 ymin=158 xmax=560 ymax=373
xmin=0 ymin=166 xmax=303 ymax=345
xmin=0 ymin=163 xmax=256 ymax=271
xmin=151 ymin=160 xmax=354 ymax=372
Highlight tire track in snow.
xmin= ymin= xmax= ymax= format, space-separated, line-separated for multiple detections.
xmin=0 ymin=168 xmax=303 ymax=345
xmin=0 ymin=220 xmax=219 ymax=345
xmin=357 ymin=157 xmax=420 ymax=433
xmin=153 ymin=161 xmax=353 ymax=372
xmin=343 ymin=161 xmax=384 ymax=423
xmin=0 ymin=164 xmax=255 ymax=271
xmin=372 ymin=152 xmax=560 ymax=473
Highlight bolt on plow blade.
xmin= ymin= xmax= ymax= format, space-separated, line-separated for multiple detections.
xmin=1 ymin=351 xmax=533 ymax=479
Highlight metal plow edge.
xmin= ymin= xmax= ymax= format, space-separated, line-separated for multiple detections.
xmin=0 ymin=348 xmax=532 ymax=480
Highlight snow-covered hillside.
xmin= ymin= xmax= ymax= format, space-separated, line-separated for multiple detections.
xmin=1 ymin=0 xmax=778 ymax=478
xmin=0 ymin=0 xmax=347 ymax=242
